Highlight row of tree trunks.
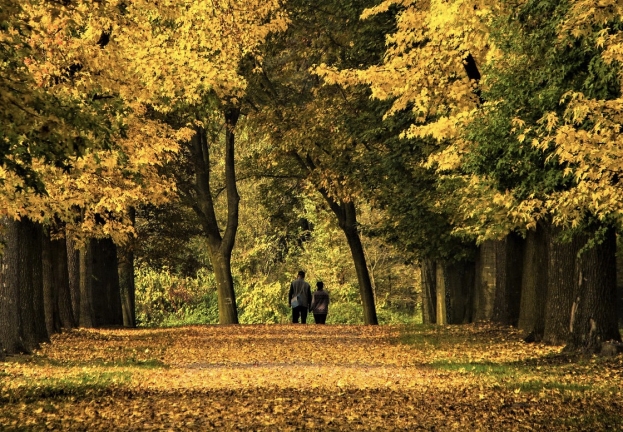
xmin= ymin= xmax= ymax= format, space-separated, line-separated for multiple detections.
xmin=1 ymin=218 xmax=133 ymax=356
xmin=422 ymin=223 xmax=620 ymax=353
xmin=419 ymin=259 xmax=474 ymax=325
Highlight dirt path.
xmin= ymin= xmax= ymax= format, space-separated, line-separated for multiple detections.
xmin=1 ymin=324 xmax=622 ymax=430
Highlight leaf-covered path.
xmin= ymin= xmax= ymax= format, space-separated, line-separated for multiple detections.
xmin=1 ymin=324 xmax=622 ymax=431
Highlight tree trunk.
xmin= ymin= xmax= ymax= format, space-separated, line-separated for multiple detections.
xmin=42 ymin=230 xmax=61 ymax=336
xmin=566 ymin=225 xmax=621 ymax=353
xmin=78 ymin=241 xmax=94 ymax=327
xmin=616 ymin=236 xmax=623 ymax=328
xmin=420 ymin=259 xmax=437 ymax=324
xmin=66 ymin=237 xmax=81 ymax=324
xmin=52 ymin=235 xmax=75 ymax=329
xmin=18 ymin=219 xmax=47 ymax=351
xmin=518 ymin=223 xmax=549 ymax=340
xmin=29 ymin=221 xmax=48 ymax=346
xmin=435 ymin=262 xmax=447 ymax=325
xmin=445 ymin=260 xmax=475 ymax=324
xmin=118 ymin=207 xmax=136 ymax=327
xmin=190 ymin=108 xmax=241 ymax=324
xmin=542 ymin=227 xmax=581 ymax=345
xmin=0 ymin=218 xmax=25 ymax=354
xmin=341 ymin=215 xmax=378 ymax=325
xmin=473 ymin=240 xmax=498 ymax=321
xmin=91 ymin=238 xmax=123 ymax=327
xmin=492 ymin=232 xmax=524 ymax=326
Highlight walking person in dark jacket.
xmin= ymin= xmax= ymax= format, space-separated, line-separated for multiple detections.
xmin=310 ymin=281 xmax=330 ymax=324
xmin=289 ymin=270 xmax=312 ymax=324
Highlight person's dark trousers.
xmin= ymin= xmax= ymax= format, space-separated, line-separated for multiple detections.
xmin=313 ymin=314 xmax=327 ymax=324
xmin=292 ymin=306 xmax=308 ymax=323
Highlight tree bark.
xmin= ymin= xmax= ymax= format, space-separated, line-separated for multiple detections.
xmin=492 ymin=232 xmax=524 ymax=326
xmin=518 ymin=223 xmax=549 ymax=340
xmin=42 ymin=230 xmax=61 ymax=336
xmin=566 ymin=225 xmax=621 ymax=353
xmin=473 ymin=240 xmax=498 ymax=321
xmin=435 ymin=262 xmax=447 ymax=325
xmin=28 ymin=221 xmax=48 ymax=346
xmin=420 ymin=259 xmax=437 ymax=324
xmin=616 ymin=237 xmax=623 ymax=328
xmin=52 ymin=234 xmax=75 ymax=329
xmin=91 ymin=238 xmax=123 ymax=327
xmin=66 ymin=237 xmax=81 ymax=324
xmin=118 ymin=207 xmax=136 ymax=327
xmin=18 ymin=219 xmax=47 ymax=351
xmin=78 ymin=241 xmax=94 ymax=327
xmin=317 ymin=195 xmax=378 ymax=325
xmin=340 ymin=211 xmax=378 ymax=325
xmin=0 ymin=218 xmax=25 ymax=354
xmin=190 ymin=108 xmax=241 ymax=324
xmin=445 ymin=260 xmax=475 ymax=324
xmin=542 ymin=227 xmax=581 ymax=345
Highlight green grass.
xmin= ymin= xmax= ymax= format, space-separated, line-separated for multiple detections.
xmin=431 ymin=360 xmax=521 ymax=377
xmin=1 ymin=371 xmax=131 ymax=403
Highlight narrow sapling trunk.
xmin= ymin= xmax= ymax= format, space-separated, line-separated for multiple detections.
xmin=190 ymin=108 xmax=241 ymax=324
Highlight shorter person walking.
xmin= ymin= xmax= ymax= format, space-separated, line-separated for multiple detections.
xmin=310 ymin=281 xmax=330 ymax=324
xmin=289 ymin=270 xmax=312 ymax=324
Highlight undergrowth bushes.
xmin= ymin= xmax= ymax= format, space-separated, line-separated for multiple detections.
xmin=135 ymin=266 xmax=419 ymax=326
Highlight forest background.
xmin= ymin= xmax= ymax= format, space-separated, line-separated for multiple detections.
xmin=2 ymin=0 xmax=623 ymax=358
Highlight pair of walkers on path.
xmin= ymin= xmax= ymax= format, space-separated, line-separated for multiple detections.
xmin=288 ymin=270 xmax=329 ymax=324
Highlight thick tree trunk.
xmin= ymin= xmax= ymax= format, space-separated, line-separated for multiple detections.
xmin=18 ymin=219 xmax=47 ymax=351
xmin=492 ymin=232 xmax=524 ymax=326
xmin=66 ymin=237 xmax=81 ymax=323
xmin=118 ymin=207 xmax=136 ymax=327
xmin=28 ymin=221 xmax=48 ymax=346
xmin=420 ymin=259 xmax=437 ymax=324
xmin=91 ymin=238 xmax=123 ymax=327
xmin=78 ymin=241 xmax=94 ymax=327
xmin=518 ymin=223 xmax=549 ymax=341
xmin=542 ymin=227 xmax=581 ymax=345
xmin=445 ymin=260 xmax=475 ymax=324
xmin=42 ymin=231 xmax=61 ymax=336
xmin=473 ymin=240 xmax=498 ymax=321
xmin=616 ymin=238 xmax=623 ymax=328
xmin=0 ymin=218 xmax=25 ymax=354
xmin=190 ymin=108 xmax=241 ymax=324
xmin=566 ymin=226 xmax=621 ymax=353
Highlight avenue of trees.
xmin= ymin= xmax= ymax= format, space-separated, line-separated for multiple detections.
xmin=1 ymin=0 xmax=623 ymax=357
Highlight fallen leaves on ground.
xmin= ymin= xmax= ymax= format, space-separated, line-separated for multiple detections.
xmin=1 ymin=323 xmax=622 ymax=430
